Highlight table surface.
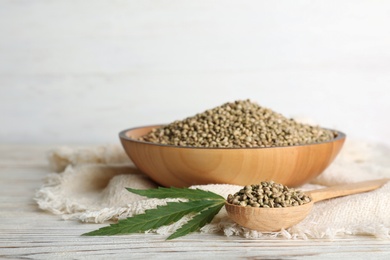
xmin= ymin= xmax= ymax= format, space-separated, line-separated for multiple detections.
xmin=1 ymin=145 xmax=389 ymax=259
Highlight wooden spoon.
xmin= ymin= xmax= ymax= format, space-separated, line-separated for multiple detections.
xmin=225 ymin=178 xmax=389 ymax=232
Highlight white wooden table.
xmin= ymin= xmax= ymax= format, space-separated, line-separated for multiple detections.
xmin=1 ymin=145 xmax=389 ymax=259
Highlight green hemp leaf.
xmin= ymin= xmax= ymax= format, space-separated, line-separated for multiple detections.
xmin=82 ymin=187 xmax=225 ymax=240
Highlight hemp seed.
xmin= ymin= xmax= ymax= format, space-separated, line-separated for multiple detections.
xmin=138 ymin=100 xmax=337 ymax=148
xmin=227 ymin=181 xmax=311 ymax=208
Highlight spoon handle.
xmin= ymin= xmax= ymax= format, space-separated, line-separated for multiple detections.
xmin=307 ymin=178 xmax=389 ymax=203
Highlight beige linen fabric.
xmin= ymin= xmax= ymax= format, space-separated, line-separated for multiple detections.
xmin=35 ymin=140 xmax=390 ymax=239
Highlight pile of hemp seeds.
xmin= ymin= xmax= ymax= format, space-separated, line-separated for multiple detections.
xmin=227 ymin=181 xmax=311 ymax=208
xmin=138 ymin=99 xmax=337 ymax=148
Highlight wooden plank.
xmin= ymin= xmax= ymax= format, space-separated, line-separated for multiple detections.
xmin=0 ymin=145 xmax=51 ymax=167
xmin=0 ymin=145 xmax=389 ymax=259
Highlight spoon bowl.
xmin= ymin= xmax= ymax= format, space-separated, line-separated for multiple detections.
xmin=225 ymin=179 xmax=389 ymax=232
xmin=225 ymin=200 xmax=314 ymax=232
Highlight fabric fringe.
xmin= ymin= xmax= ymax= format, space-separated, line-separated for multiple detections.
xmin=35 ymin=140 xmax=390 ymax=240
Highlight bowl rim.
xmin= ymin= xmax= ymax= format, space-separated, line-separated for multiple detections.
xmin=119 ymin=124 xmax=346 ymax=150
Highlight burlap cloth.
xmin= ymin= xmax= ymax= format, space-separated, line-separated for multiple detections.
xmin=35 ymin=139 xmax=390 ymax=239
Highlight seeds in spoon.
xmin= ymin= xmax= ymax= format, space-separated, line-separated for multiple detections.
xmin=227 ymin=181 xmax=311 ymax=208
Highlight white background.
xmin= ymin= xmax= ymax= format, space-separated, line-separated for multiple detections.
xmin=1 ymin=1 xmax=389 ymax=145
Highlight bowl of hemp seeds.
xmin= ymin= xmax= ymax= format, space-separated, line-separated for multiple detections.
xmin=119 ymin=99 xmax=346 ymax=187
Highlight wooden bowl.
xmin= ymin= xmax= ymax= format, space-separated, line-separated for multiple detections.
xmin=119 ymin=125 xmax=346 ymax=187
